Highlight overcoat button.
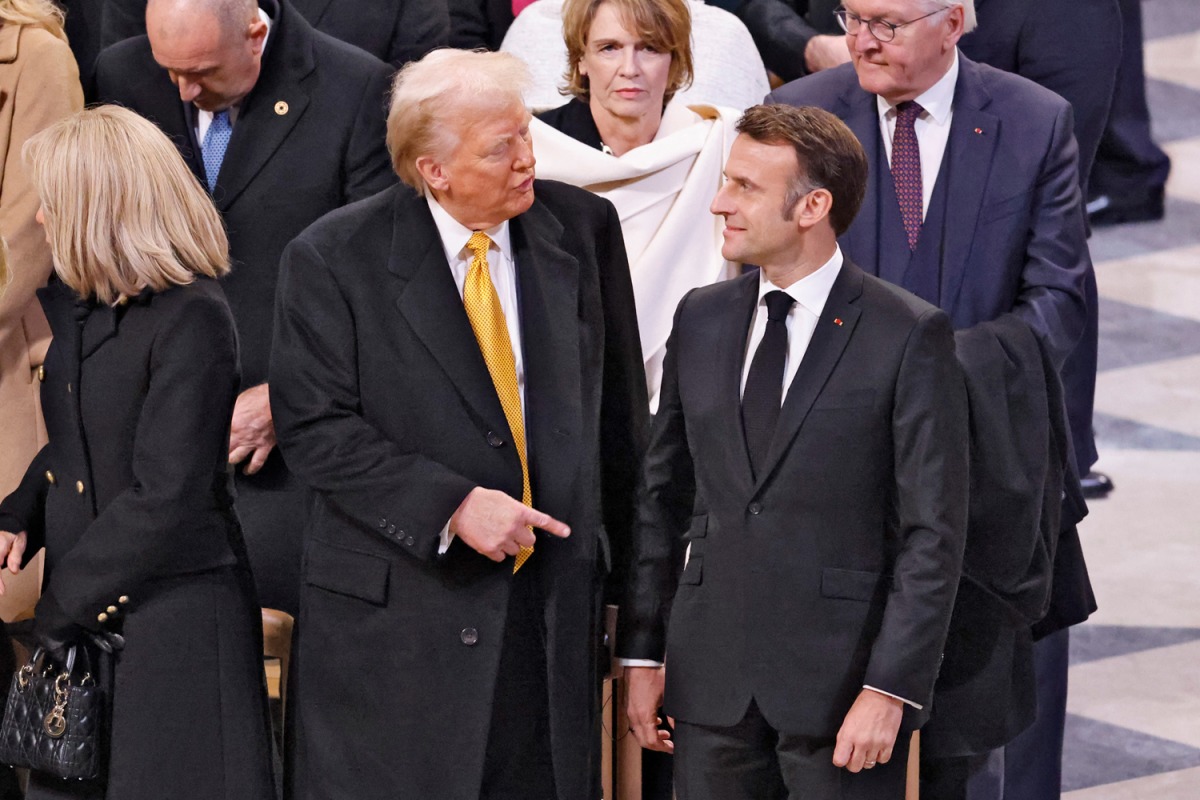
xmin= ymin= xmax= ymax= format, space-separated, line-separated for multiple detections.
xmin=377 ymin=518 xmax=388 ymax=529
xmin=106 ymin=606 xmax=118 ymax=615
xmin=748 ymin=502 xmax=763 ymax=515
xmin=76 ymin=481 xmax=85 ymax=495
xmin=97 ymin=613 xmax=108 ymax=623
xmin=405 ymin=536 xmax=415 ymax=547
xmin=387 ymin=524 xmax=397 ymax=534
xmin=45 ymin=471 xmax=56 ymax=486
xmin=118 ymin=596 xmax=130 ymax=604
xmin=460 ymin=628 xmax=479 ymax=646
xmin=486 ymin=432 xmax=504 ymax=448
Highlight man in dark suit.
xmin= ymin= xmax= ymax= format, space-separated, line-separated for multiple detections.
xmin=767 ymin=1 xmax=1096 ymax=796
xmin=93 ymin=0 xmax=395 ymax=615
xmin=619 ymin=103 xmax=968 ymax=799
xmin=269 ymin=48 xmax=648 ymax=800
xmin=101 ymin=0 xmax=449 ymax=67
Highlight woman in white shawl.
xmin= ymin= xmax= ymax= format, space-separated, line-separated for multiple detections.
xmin=530 ymin=0 xmax=740 ymax=412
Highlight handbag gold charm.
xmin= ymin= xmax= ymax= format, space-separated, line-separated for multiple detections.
xmin=43 ymin=673 xmax=70 ymax=738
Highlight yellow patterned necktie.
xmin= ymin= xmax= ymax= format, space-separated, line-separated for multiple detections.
xmin=463 ymin=231 xmax=533 ymax=572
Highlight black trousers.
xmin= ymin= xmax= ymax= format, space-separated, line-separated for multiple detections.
xmin=674 ymin=700 xmax=909 ymax=800
xmin=479 ymin=558 xmax=557 ymax=800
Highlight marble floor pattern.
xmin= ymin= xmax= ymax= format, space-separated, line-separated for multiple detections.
xmin=1060 ymin=0 xmax=1200 ymax=796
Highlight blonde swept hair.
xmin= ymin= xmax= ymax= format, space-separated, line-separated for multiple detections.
xmin=387 ymin=48 xmax=531 ymax=195
xmin=23 ymin=105 xmax=230 ymax=305
xmin=0 ymin=0 xmax=67 ymax=43
xmin=561 ymin=0 xmax=694 ymax=104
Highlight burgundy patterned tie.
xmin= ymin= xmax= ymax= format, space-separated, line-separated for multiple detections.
xmin=891 ymin=101 xmax=924 ymax=251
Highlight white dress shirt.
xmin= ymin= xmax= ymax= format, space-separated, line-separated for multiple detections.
xmin=195 ymin=8 xmax=273 ymax=140
xmin=426 ymin=195 xmax=527 ymax=554
xmin=740 ymin=247 xmax=843 ymax=399
xmin=876 ymin=50 xmax=959 ymax=220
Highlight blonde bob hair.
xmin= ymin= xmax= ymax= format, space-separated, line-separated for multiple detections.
xmin=561 ymin=0 xmax=694 ymax=104
xmin=23 ymin=105 xmax=230 ymax=305
xmin=387 ymin=48 xmax=531 ymax=195
xmin=0 ymin=0 xmax=67 ymax=42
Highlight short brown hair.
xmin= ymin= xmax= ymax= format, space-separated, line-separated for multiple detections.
xmin=23 ymin=105 xmax=230 ymax=305
xmin=735 ymin=104 xmax=868 ymax=236
xmin=561 ymin=0 xmax=693 ymax=104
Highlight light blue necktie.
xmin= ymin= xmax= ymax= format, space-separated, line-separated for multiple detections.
xmin=202 ymin=110 xmax=232 ymax=192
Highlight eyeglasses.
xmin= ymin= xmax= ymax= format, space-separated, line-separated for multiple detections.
xmin=834 ymin=6 xmax=950 ymax=43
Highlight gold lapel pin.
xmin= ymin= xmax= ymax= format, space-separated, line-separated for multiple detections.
xmin=275 ymin=100 xmax=289 ymax=116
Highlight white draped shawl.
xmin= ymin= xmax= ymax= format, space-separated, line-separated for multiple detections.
xmin=531 ymin=100 xmax=740 ymax=412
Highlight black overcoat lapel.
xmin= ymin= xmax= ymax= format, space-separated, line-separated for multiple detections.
xmin=389 ymin=197 xmax=514 ymax=455
xmin=511 ymin=200 xmax=583 ymax=511
xmin=214 ymin=2 xmax=315 ymax=210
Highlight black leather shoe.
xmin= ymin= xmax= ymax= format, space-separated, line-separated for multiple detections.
xmin=1087 ymin=187 xmax=1165 ymax=227
xmin=1081 ymin=470 xmax=1114 ymax=499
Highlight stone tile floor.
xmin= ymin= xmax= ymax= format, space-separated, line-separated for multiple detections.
xmin=1061 ymin=1 xmax=1200 ymax=795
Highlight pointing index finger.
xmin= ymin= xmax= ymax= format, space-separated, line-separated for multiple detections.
xmin=528 ymin=508 xmax=570 ymax=538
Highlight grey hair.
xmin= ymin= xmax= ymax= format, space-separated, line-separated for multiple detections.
xmin=386 ymin=49 xmax=531 ymax=195
xmin=924 ymin=0 xmax=977 ymax=33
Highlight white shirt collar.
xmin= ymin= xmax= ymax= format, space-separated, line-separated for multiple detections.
xmin=756 ymin=245 xmax=844 ymax=317
xmin=425 ymin=194 xmax=514 ymax=266
xmin=875 ymin=48 xmax=959 ymax=124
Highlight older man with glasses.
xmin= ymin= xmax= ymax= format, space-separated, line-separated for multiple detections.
xmin=769 ymin=2 xmax=1096 ymax=799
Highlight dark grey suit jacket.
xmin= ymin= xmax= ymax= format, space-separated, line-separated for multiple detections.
xmin=618 ymin=260 xmax=969 ymax=737
xmin=270 ymin=181 xmax=648 ymax=799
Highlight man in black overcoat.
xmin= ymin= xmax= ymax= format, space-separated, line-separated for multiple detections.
xmin=619 ymin=103 xmax=969 ymax=800
xmin=269 ymin=48 xmax=648 ymax=800
xmin=93 ymin=0 xmax=395 ymax=614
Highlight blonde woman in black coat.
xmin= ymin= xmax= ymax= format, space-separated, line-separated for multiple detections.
xmin=0 ymin=105 xmax=275 ymax=800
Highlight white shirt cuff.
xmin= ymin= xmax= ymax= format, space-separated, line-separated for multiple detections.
xmin=863 ymin=685 xmax=922 ymax=710
xmin=616 ymin=659 xmax=664 ymax=668
xmin=438 ymin=521 xmax=453 ymax=554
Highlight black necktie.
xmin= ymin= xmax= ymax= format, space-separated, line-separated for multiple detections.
xmin=742 ymin=290 xmax=795 ymax=478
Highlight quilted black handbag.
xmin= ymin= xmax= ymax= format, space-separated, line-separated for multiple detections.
xmin=0 ymin=646 xmax=106 ymax=780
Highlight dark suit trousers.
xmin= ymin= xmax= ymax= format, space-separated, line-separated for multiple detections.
xmin=480 ymin=557 xmax=557 ymax=800
xmin=674 ymin=700 xmax=909 ymax=800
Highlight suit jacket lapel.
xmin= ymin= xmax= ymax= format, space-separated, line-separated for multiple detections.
xmin=511 ymin=200 xmax=583 ymax=505
xmin=214 ymin=3 xmax=314 ymax=210
xmin=940 ymin=56 xmax=999 ymax=309
xmin=753 ymin=261 xmax=864 ymax=494
xmin=837 ymin=87 xmax=882 ymax=272
xmin=390 ymin=194 xmax=511 ymax=437
xmin=721 ymin=273 xmax=760 ymax=492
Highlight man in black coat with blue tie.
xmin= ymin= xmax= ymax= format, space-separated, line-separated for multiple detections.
xmin=93 ymin=0 xmax=395 ymax=615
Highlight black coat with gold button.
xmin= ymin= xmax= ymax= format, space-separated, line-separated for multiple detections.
xmin=0 ymin=277 xmax=275 ymax=800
